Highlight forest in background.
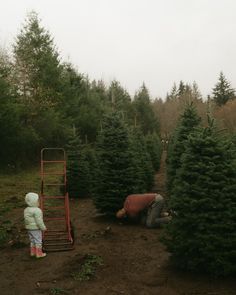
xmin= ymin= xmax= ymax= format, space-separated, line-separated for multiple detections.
xmin=0 ymin=11 xmax=235 ymax=169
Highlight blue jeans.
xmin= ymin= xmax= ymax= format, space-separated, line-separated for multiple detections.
xmin=28 ymin=230 xmax=42 ymax=247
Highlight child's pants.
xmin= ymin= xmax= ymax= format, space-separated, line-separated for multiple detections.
xmin=28 ymin=230 xmax=42 ymax=247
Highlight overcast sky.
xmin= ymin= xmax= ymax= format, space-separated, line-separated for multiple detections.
xmin=0 ymin=0 xmax=236 ymax=99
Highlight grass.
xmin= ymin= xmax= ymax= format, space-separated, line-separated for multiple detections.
xmin=0 ymin=166 xmax=41 ymax=202
xmin=0 ymin=166 xmax=40 ymax=247
xmin=71 ymin=254 xmax=103 ymax=281
xmin=50 ymin=287 xmax=68 ymax=295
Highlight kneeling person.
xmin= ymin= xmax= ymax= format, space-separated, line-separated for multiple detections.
xmin=116 ymin=193 xmax=171 ymax=228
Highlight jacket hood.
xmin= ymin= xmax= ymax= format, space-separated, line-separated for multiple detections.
xmin=25 ymin=192 xmax=39 ymax=207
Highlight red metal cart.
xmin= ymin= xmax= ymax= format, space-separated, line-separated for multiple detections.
xmin=40 ymin=148 xmax=74 ymax=252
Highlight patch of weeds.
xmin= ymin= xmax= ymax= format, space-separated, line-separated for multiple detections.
xmin=0 ymin=227 xmax=8 ymax=247
xmin=71 ymin=254 xmax=103 ymax=281
xmin=0 ymin=205 xmax=11 ymax=215
xmin=50 ymin=287 xmax=68 ymax=295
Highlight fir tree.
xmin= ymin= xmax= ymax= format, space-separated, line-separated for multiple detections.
xmin=163 ymin=120 xmax=236 ymax=276
xmin=93 ymin=111 xmax=134 ymax=215
xmin=128 ymin=127 xmax=154 ymax=193
xmin=133 ymin=83 xmax=160 ymax=135
xmin=80 ymin=144 xmax=99 ymax=197
xmin=13 ymin=11 xmax=62 ymax=110
xmin=166 ymin=103 xmax=201 ymax=194
xmin=65 ymin=132 xmax=82 ymax=198
xmin=145 ymin=132 xmax=162 ymax=171
xmin=212 ymin=72 xmax=235 ymax=106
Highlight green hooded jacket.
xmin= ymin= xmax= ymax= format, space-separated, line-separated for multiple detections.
xmin=24 ymin=192 xmax=47 ymax=231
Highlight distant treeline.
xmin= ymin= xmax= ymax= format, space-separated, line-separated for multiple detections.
xmin=0 ymin=11 xmax=235 ymax=168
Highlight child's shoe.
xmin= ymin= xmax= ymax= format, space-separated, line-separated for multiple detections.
xmin=30 ymin=245 xmax=36 ymax=257
xmin=35 ymin=245 xmax=47 ymax=258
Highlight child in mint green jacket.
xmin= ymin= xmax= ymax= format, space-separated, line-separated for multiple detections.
xmin=24 ymin=192 xmax=47 ymax=258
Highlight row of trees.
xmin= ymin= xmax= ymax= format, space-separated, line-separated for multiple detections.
xmin=0 ymin=12 xmax=159 ymax=168
xmin=1 ymin=11 xmax=236 ymax=277
xmin=1 ymin=12 xmax=235 ymax=168
xmin=65 ymin=111 xmax=162 ymax=215
xmin=165 ymin=104 xmax=236 ymax=277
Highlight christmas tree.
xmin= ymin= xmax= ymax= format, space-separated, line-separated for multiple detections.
xmin=93 ymin=111 xmax=134 ymax=215
xmin=163 ymin=119 xmax=236 ymax=276
xmin=166 ymin=103 xmax=201 ymax=194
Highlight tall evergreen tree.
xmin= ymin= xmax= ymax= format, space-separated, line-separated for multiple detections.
xmin=93 ymin=111 xmax=134 ymax=215
xmin=145 ymin=132 xmax=162 ymax=171
xmin=128 ymin=127 xmax=155 ymax=193
xmin=12 ymin=12 xmax=72 ymax=154
xmin=108 ymin=80 xmax=132 ymax=112
xmin=65 ymin=131 xmax=82 ymax=198
xmin=163 ymin=120 xmax=236 ymax=276
xmin=13 ymin=11 xmax=62 ymax=110
xmin=133 ymin=83 xmax=160 ymax=135
xmin=166 ymin=103 xmax=201 ymax=194
xmin=212 ymin=72 xmax=235 ymax=106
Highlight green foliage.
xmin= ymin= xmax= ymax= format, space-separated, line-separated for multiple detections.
xmin=71 ymin=254 xmax=103 ymax=281
xmin=166 ymin=103 xmax=201 ymax=194
xmin=66 ymin=130 xmax=99 ymax=198
xmin=163 ymin=122 xmax=236 ymax=276
xmin=212 ymin=72 xmax=235 ymax=106
xmin=0 ymin=227 xmax=8 ymax=247
xmin=50 ymin=287 xmax=68 ymax=295
xmin=93 ymin=111 xmax=134 ymax=215
xmin=65 ymin=132 xmax=82 ymax=198
xmin=128 ymin=127 xmax=155 ymax=192
xmin=13 ymin=11 xmax=62 ymax=110
xmin=145 ymin=132 xmax=162 ymax=171
xmin=133 ymin=83 xmax=160 ymax=135
xmin=108 ymin=80 xmax=132 ymax=117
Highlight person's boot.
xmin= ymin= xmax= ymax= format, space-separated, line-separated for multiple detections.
xmin=30 ymin=244 xmax=36 ymax=257
xmin=35 ymin=245 xmax=46 ymax=258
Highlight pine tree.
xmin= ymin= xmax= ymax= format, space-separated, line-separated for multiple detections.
xmin=163 ymin=120 xmax=236 ymax=276
xmin=65 ymin=132 xmax=82 ymax=198
xmin=13 ymin=11 xmax=69 ymax=153
xmin=93 ymin=111 xmax=134 ymax=215
xmin=145 ymin=132 xmax=162 ymax=172
xmin=212 ymin=72 xmax=235 ymax=106
xmin=133 ymin=83 xmax=160 ymax=135
xmin=128 ymin=127 xmax=154 ymax=193
xmin=66 ymin=132 xmax=99 ymax=198
xmin=13 ymin=11 xmax=62 ymax=110
xmin=166 ymin=103 xmax=201 ymax=194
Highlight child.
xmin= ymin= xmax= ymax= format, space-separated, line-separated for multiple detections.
xmin=24 ymin=192 xmax=47 ymax=258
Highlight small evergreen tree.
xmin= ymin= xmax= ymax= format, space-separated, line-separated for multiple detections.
xmin=212 ymin=72 xmax=235 ymax=106
xmin=163 ymin=120 xmax=236 ymax=276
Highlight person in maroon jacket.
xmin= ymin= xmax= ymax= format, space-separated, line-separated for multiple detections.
xmin=116 ymin=193 xmax=171 ymax=228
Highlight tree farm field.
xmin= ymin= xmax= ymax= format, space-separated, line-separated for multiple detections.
xmin=0 ymin=156 xmax=235 ymax=295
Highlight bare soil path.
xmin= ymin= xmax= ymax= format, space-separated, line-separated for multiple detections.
xmin=0 ymin=152 xmax=235 ymax=295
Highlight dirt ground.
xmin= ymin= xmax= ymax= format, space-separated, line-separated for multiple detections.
xmin=0 ymin=152 xmax=235 ymax=295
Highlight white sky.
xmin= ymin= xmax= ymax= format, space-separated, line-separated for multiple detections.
xmin=0 ymin=0 xmax=236 ymax=99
